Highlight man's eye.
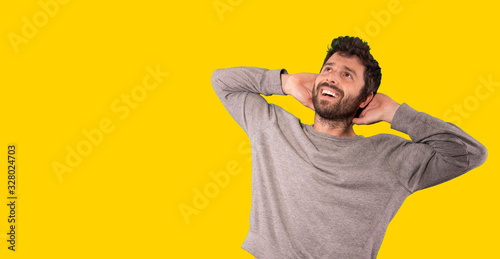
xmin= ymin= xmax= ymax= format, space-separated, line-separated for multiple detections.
xmin=344 ymin=73 xmax=352 ymax=78
xmin=325 ymin=67 xmax=332 ymax=72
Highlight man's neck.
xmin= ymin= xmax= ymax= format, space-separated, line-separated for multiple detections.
xmin=312 ymin=114 xmax=357 ymax=137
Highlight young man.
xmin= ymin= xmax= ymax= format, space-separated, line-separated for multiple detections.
xmin=211 ymin=36 xmax=487 ymax=259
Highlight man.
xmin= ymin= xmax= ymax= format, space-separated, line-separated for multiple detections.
xmin=211 ymin=36 xmax=487 ymax=259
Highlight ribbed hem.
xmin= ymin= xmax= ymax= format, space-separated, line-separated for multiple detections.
xmin=262 ymin=68 xmax=288 ymax=96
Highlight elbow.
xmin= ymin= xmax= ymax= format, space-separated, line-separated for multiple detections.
xmin=463 ymin=138 xmax=488 ymax=171
xmin=211 ymin=68 xmax=226 ymax=84
xmin=471 ymin=142 xmax=488 ymax=169
xmin=211 ymin=68 xmax=222 ymax=81
xmin=440 ymin=139 xmax=488 ymax=174
xmin=211 ymin=69 xmax=220 ymax=85
xmin=211 ymin=68 xmax=227 ymax=92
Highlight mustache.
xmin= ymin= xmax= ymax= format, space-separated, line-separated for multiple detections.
xmin=316 ymin=82 xmax=344 ymax=98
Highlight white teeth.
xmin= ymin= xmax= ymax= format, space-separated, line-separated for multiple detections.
xmin=322 ymin=89 xmax=336 ymax=97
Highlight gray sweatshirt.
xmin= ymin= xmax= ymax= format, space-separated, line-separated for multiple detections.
xmin=211 ymin=67 xmax=487 ymax=259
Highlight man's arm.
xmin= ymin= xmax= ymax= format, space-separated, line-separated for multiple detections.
xmin=351 ymin=93 xmax=400 ymax=124
xmin=362 ymin=94 xmax=488 ymax=192
xmin=211 ymin=67 xmax=287 ymax=134
xmin=212 ymin=67 xmax=321 ymax=134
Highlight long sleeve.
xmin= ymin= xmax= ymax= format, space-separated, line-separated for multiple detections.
xmin=372 ymin=103 xmax=488 ymax=193
xmin=211 ymin=67 xmax=287 ymax=135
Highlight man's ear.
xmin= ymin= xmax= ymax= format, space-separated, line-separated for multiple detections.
xmin=359 ymin=92 xmax=374 ymax=108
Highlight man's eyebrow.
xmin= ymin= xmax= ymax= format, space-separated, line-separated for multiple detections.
xmin=323 ymin=62 xmax=358 ymax=78
xmin=343 ymin=66 xmax=358 ymax=78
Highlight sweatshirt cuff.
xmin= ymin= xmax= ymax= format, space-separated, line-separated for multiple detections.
xmin=262 ymin=68 xmax=288 ymax=96
xmin=390 ymin=103 xmax=423 ymax=135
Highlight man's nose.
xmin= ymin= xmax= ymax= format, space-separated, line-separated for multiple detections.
xmin=326 ymin=72 xmax=338 ymax=85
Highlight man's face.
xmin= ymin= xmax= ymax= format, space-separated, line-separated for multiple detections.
xmin=312 ymin=52 xmax=368 ymax=121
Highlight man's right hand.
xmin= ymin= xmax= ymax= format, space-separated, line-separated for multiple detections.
xmin=281 ymin=72 xmax=318 ymax=111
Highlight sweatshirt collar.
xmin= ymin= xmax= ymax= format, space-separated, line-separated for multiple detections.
xmin=304 ymin=124 xmax=365 ymax=141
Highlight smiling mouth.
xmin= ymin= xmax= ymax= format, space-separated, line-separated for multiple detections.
xmin=321 ymin=89 xmax=338 ymax=98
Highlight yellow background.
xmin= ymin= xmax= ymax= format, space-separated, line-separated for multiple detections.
xmin=1 ymin=0 xmax=499 ymax=258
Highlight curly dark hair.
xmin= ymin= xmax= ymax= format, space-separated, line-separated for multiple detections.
xmin=321 ymin=36 xmax=382 ymax=97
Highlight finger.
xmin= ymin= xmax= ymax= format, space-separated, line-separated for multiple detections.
xmin=357 ymin=107 xmax=369 ymax=118
xmin=352 ymin=117 xmax=367 ymax=125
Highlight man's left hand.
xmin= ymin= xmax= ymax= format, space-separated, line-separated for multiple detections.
xmin=352 ymin=93 xmax=400 ymax=125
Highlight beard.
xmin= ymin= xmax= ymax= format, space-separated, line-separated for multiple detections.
xmin=312 ymin=82 xmax=365 ymax=122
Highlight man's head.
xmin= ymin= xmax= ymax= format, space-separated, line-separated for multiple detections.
xmin=312 ymin=36 xmax=381 ymax=121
